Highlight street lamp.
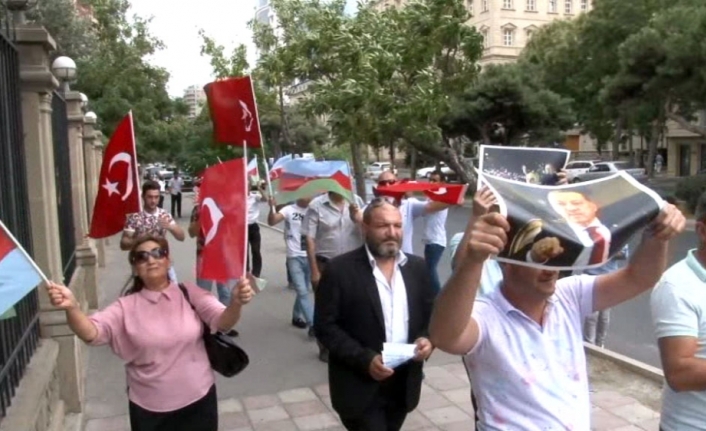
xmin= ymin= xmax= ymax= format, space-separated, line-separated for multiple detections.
xmin=5 ymin=0 xmax=31 ymax=25
xmin=79 ymin=92 xmax=88 ymax=110
xmin=51 ymin=56 xmax=77 ymax=93
xmin=85 ymin=111 xmax=97 ymax=121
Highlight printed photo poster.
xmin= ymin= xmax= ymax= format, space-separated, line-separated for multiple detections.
xmin=478 ymin=145 xmax=570 ymax=186
xmin=480 ymin=171 xmax=664 ymax=270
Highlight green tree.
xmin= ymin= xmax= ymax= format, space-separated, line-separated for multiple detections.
xmin=441 ymin=63 xmax=574 ymax=147
xmin=26 ymin=0 xmax=98 ymax=59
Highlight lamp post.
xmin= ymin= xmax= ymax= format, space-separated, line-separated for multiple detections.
xmin=51 ymin=56 xmax=77 ymax=93
xmin=85 ymin=111 xmax=97 ymax=121
xmin=79 ymin=92 xmax=88 ymax=111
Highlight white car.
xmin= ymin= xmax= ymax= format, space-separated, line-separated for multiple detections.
xmin=564 ymin=160 xmax=600 ymax=180
xmin=416 ymin=162 xmax=453 ymax=179
xmin=366 ymin=162 xmax=397 ymax=179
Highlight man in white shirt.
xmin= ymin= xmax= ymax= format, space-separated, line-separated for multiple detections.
xmin=422 ymin=171 xmax=449 ymax=293
xmin=168 ymin=171 xmax=184 ymax=219
xmin=651 ymin=193 xmax=706 ymax=431
xmin=429 ymin=201 xmax=684 ymax=429
xmin=268 ymin=197 xmax=315 ymax=337
xmin=246 ymin=182 xmax=267 ymax=278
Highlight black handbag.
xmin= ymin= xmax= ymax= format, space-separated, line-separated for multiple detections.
xmin=178 ymin=283 xmax=249 ymax=377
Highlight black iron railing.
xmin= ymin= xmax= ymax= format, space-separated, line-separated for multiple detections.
xmin=0 ymin=28 xmax=40 ymax=421
xmin=52 ymin=91 xmax=77 ymax=282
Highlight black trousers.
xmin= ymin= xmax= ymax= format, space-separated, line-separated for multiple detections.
xmin=128 ymin=385 xmax=217 ymax=431
xmin=158 ymin=194 xmax=164 ymax=209
xmin=171 ymin=193 xmax=182 ymax=218
xmin=246 ymin=223 xmax=262 ymax=277
xmin=339 ymin=380 xmax=408 ymax=431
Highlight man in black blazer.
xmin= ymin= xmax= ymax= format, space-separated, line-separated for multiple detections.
xmin=314 ymin=198 xmax=436 ymax=430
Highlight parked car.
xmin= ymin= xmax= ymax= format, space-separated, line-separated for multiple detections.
xmin=366 ymin=162 xmax=397 ymax=179
xmin=416 ymin=162 xmax=454 ymax=179
xmin=571 ymin=161 xmax=647 ymax=183
xmin=564 ymin=160 xmax=601 ymax=180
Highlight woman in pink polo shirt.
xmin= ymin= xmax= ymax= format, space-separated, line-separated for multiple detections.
xmin=45 ymin=235 xmax=253 ymax=431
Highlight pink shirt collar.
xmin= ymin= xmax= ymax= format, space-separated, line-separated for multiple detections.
xmin=138 ymin=282 xmax=178 ymax=304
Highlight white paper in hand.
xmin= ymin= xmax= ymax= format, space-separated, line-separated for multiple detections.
xmin=382 ymin=343 xmax=417 ymax=369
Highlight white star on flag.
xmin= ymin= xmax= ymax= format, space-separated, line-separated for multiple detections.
xmin=102 ymin=179 xmax=119 ymax=197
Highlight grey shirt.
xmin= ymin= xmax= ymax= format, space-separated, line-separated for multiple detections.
xmin=302 ymin=193 xmax=365 ymax=259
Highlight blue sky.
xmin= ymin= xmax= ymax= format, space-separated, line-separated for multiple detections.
xmin=130 ymin=0 xmax=359 ymax=98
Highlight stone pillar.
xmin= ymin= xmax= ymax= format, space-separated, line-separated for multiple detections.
xmin=83 ymin=116 xmax=98 ymax=222
xmin=17 ymin=24 xmax=85 ymax=415
xmin=94 ymin=139 xmax=107 ymax=267
xmin=64 ymin=92 xmax=89 ymax=243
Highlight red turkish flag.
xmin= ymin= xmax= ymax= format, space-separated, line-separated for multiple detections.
xmin=198 ymin=158 xmax=247 ymax=282
xmin=204 ymin=76 xmax=262 ymax=148
xmin=88 ymin=113 xmax=140 ymax=239
xmin=375 ymin=180 xmax=468 ymax=205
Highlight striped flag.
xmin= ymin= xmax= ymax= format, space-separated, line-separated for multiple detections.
xmin=0 ymin=220 xmax=46 ymax=316
xmin=274 ymin=159 xmax=353 ymax=204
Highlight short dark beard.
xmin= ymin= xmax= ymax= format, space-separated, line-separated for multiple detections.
xmin=367 ymin=239 xmax=400 ymax=258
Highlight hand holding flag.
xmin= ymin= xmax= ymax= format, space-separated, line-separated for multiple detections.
xmin=46 ymin=281 xmax=78 ymax=311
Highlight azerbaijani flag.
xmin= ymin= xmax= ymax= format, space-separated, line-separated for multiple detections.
xmin=247 ymin=156 xmax=260 ymax=185
xmin=275 ymin=159 xmax=353 ymax=204
xmin=0 ymin=220 xmax=45 ymax=316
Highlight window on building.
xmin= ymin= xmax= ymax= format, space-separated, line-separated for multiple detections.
xmin=481 ymin=29 xmax=489 ymax=47
xmin=526 ymin=0 xmax=536 ymax=11
xmin=549 ymin=0 xmax=557 ymax=12
xmin=565 ymin=0 xmax=572 ymax=14
xmin=526 ymin=29 xmax=535 ymax=41
xmin=466 ymin=0 xmax=473 ymax=14
xmin=580 ymin=0 xmax=588 ymax=11
xmin=503 ymin=0 xmax=513 ymax=9
xmin=482 ymin=0 xmax=489 ymax=12
xmin=503 ymin=28 xmax=514 ymax=46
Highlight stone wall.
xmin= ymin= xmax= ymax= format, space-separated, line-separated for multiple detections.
xmin=0 ymin=340 xmax=64 ymax=431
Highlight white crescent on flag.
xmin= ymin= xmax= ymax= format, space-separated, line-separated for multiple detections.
xmin=429 ymin=188 xmax=447 ymax=195
xmin=104 ymin=152 xmax=134 ymax=201
xmin=201 ymin=197 xmax=224 ymax=245
xmin=239 ymin=100 xmax=254 ymax=132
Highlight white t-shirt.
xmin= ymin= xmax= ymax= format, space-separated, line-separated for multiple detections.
xmin=170 ymin=177 xmax=183 ymax=194
xmin=465 ymin=275 xmax=596 ymax=430
xmin=422 ymin=207 xmax=448 ymax=247
xmin=280 ymin=204 xmax=307 ymax=258
xmin=247 ymin=192 xmax=261 ymax=225
xmin=399 ymin=198 xmax=426 ymax=255
xmin=651 ymin=251 xmax=706 ymax=431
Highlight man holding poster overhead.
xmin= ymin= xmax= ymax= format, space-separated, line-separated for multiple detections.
xmin=429 ymin=200 xmax=685 ymax=429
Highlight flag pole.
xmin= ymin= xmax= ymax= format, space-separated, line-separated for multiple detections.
xmin=128 ymin=111 xmax=142 ymax=213
xmin=261 ymin=146 xmax=273 ymax=198
xmin=0 ymin=219 xmax=50 ymax=285
xmin=242 ymin=140 xmax=249 ymax=279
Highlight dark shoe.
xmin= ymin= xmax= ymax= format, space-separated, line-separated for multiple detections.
xmin=319 ymin=347 xmax=329 ymax=363
xmin=292 ymin=318 xmax=307 ymax=329
xmin=307 ymin=327 xmax=316 ymax=340
xmin=226 ymin=329 xmax=239 ymax=337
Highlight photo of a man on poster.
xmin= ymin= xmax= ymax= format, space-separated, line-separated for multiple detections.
xmin=480 ymin=171 xmax=664 ymax=270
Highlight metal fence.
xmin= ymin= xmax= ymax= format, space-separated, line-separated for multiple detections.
xmin=52 ymin=91 xmax=77 ymax=282
xmin=0 ymin=29 xmax=40 ymax=420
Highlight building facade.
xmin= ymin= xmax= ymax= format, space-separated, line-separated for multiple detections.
xmin=183 ymin=85 xmax=206 ymax=119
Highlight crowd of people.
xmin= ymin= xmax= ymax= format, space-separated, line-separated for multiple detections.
xmin=42 ymin=164 xmax=706 ymax=431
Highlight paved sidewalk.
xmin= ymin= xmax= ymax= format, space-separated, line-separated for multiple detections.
xmin=82 ymin=197 xmax=661 ymax=431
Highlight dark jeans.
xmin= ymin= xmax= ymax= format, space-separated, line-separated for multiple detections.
xmin=339 ymin=379 xmax=407 ymax=431
xmin=247 ymin=223 xmax=262 ymax=277
xmin=158 ymin=194 xmax=164 ymax=209
xmin=424 ymin=243 xmax=446 ymax=294
xmin=171 ymin=193 xmax=182 ymax=218
xmin=129 ymin=385 xmax=217 ymax=431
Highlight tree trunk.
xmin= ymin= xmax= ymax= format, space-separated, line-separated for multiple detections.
xmin=388 ymin=141 xmax=396 ymax=166
xmin=667 ymin=111 xmax=706 ymax=137
xmin=278 ymin=83 xmax=294 ymax=153
xmin=350 ymin=141 xmax=367 ymax=201
xmin=646 ymin=110 xmax=665 ymax=179
xmin=442 ymin=138 xmax=475 ymax=186
xmin=611 ymin=117 xmax=624 ymax=161
xmin=410 ymin=149 xmax=418 ymax=180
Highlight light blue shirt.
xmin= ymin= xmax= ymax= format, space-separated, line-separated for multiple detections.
xmin=651 ymin=250 xmax=706 ymax=431
xmin=448 ymin=232 xmax=503 ymax=297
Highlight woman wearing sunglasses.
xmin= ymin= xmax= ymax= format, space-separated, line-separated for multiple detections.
xmin=45 ymin=235 xmax=253 ymax=431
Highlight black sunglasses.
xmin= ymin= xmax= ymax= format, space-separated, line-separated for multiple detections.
xmin=131 ymin=247 xmax=168 ymax=264
xmin=377 ymin=180 xmax=396 ymax=186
